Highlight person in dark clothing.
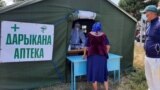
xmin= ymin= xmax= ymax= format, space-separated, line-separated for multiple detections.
xmin=83 ymin=22 xmax=110 ymax=90
xmin=142 ymin=5 xmax=160 ymax=90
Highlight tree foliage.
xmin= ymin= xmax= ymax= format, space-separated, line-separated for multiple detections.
xmin=13 ymin=0 xmax=27 ymax=3
xmin=0 ymin=0 xmax=6 ymax=7
xmin=119 ymin=0 xmax=159 ymax=20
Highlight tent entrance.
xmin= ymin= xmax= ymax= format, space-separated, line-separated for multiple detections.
xmin=72 ymin=19 xmax=96 ymax=36
xmin=69 ymin=10 xmax=97 ymax=35
xmin=67 ymin=19 xmax=95 ymax=55
xmin=67 ymin=10 xmax=97 ymax=55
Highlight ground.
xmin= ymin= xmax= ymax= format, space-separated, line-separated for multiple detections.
xmin=133 ymin=42 xmax=145 ymax=69
xmin=36 ymin=42 xmax=147 ymax=90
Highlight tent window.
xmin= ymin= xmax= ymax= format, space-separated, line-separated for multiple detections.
xmin=68 ymin=19 xmax=96 ymax=55
xmin=72 ymin=19 xmax=96 ymax=36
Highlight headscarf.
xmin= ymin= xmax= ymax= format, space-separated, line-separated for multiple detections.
xmin=92 ymin=22 xmax=102 ymax=32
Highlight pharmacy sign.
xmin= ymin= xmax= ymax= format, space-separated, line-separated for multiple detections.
xmin=0 ymin=21 xmax=54 ymax=63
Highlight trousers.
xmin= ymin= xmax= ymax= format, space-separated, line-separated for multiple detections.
xmin=145 ymin=56 xmax=160 ymax=90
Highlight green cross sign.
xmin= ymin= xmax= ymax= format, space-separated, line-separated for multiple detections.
xmin=11 ymin=24 xmax=20 ymax=32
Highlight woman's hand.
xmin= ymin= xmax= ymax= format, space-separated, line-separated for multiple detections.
xmin=82 ymin=54 xmax=87 ymax=60
xmin=83 ymin=47 xmax=87 ymax=60
xmin=106 ymin=45 xmax=110 ymax=53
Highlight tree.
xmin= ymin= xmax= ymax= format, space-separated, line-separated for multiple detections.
xmin=0 ymin=0 xmax=6 ymax=7
xmin=13 ymin=0 xmax=27 ymax=3
xmin=142 ymin=0 xmax=159 ymax=10
xmin=119 ymin=0 xmax=159 ymax=20
xmin=144 ymin=0 xmax=159 ymax=5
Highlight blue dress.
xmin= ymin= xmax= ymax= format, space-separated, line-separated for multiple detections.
xmin=86 ymin=33 xmax=109 ymax=83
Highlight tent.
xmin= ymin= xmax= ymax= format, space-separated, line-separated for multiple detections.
xmin=0 ymin=0 xmax=136 ymax=89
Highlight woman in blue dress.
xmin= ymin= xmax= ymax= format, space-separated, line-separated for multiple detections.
xmin=83 ymin=22 xmax=110 ymax=90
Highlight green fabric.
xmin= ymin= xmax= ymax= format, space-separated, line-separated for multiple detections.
xmin=0 ymin=0 xmax=136 ymax=89
xmin=100 ymin=1 xmax=136 ymax=69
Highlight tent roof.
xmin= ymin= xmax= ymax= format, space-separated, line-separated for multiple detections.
xmin=0 ymin=0 xmax=137 ymax=22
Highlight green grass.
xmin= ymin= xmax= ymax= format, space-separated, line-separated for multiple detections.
xmin=117 ymin=68 xmax=148 ymax=90
xmin=35 ymin=68 xmax=148 ymax=90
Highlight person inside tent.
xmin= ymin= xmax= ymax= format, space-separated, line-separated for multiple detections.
xmin=70 ymin=22 xmax=86 ymax=50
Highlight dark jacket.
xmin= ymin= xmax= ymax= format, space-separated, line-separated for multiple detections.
xmin=144 ymin=17 xmax=160 ymax=58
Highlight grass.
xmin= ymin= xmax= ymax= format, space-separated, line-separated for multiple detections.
xmin=35 ymin=43 xmax=148 ymax=90
xmin=117 ymin=68 xmax=147 ymax=90
xmin=35 ymin=68 xmax=147 ymax=90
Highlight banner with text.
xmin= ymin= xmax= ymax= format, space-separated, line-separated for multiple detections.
xmin=0 ymin=21 xmax=54 ymax=63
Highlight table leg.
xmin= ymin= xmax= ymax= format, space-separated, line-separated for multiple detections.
xmin=118 ymin=70 xmax=120 ymax=83
xmin=71 ymin=63 xmax=73 ymax=90
xmin=73 ymin=63 xmax=76 ymax=90
xmin=74 ymin=75 xmax=76 ymax=90
xmin=114 ymin=70 xmax=116 ymax=81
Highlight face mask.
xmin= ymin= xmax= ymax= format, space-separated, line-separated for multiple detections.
xmin=142 ymin=14 xmax=147 ymax=21
xmin=75 ymin=27 xmax=79 ymax=30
